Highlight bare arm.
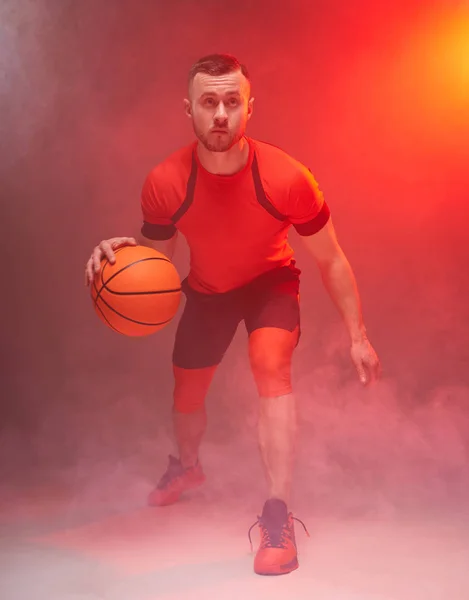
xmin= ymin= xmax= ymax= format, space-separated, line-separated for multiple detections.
xmin=299 ymin=218 xmax=380 ymax=383
xmin=300 ymin=219 xmax=366 ymax=342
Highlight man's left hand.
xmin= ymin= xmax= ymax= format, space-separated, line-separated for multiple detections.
xmin=350 ymin=337 xmax=381 ymax=385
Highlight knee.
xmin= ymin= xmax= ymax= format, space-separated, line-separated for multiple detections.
xmin=172 ymin=365 xmax=215 ymax=414
xmin=249 ymin=346 xmax=292 ymax=398
xmin=173 ymin=392 xmax=205 ymax=414
xmin=250 ymin=345 xmax=289 ymax=376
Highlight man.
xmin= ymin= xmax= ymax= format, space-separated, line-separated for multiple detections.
xmin=85 ymin=53 xmax=380 ymax=576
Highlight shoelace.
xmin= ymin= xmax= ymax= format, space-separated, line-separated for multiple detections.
xmin=157 ymin=455 xmax=189 ymax=489
xmin=158 ymin=467 xmax=181 ymax=489
xmin=247 ymin=515 xmax=310 ymax=552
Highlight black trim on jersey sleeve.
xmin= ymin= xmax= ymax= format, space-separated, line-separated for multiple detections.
xmin=141 ymin=222 xmax=177 ymax=240
xmin=293 ymin=202 xmax=331 ymax=236
xmin=140 ymin=153 xmax=198 ymax=241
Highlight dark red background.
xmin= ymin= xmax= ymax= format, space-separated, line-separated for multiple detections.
xmin=1 ymin=0 xmax=468 ymax=513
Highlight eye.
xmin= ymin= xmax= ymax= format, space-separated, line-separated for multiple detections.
xmin=228 ymin=97 xmax=240 ymax=107
xmin=203 ymin=97 xmax=216 ymax=107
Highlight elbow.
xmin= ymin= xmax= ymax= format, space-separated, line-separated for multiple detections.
xmin=316 ymin=248 xmax=347 ymax=273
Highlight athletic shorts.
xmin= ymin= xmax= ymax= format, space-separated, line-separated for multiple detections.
xmin=172 ymin=262 xmax=301 ymax=369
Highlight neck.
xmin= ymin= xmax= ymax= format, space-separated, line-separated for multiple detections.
xmin=196 ymin=137 xmax=249 ymax=175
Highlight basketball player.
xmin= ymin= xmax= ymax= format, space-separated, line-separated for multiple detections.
xmin=85 ymin=54 xmax=380 ymax=576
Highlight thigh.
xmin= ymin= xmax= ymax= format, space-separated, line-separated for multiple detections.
xmin=243 ymin=266 xmax=301 ymax=397
xmin=247 ymin=326 xmax=299 ymax=397
xmin=243 ymin=265 xmax=300 ymax=336
xmin=172 ymin=281 xmax=242 ymax=369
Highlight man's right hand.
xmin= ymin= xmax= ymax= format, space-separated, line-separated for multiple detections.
xmin=85 ymin=236 xmax=137 ymax=286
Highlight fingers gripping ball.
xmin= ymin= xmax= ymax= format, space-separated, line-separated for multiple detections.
xmin=90 ymin=246 xmax=182 ymax=336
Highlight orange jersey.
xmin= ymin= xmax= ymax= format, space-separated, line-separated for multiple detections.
xmin=141 ymin=137 xmax=330 ymax=294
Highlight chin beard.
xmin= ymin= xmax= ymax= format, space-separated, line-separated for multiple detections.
xmin=195 ymin=128 xmax=244 ymax=153
xmin=202 ymin=141 xmax=231 ymax=152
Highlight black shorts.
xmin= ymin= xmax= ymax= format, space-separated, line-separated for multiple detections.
xmin=172 ymin=262 xmax=301 ymax=369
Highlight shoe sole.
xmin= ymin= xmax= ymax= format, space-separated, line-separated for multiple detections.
xmin=255 ymin=556 xmax=299 ymax=576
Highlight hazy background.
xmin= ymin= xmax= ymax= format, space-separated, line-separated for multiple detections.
xmin=1 ymin=0 xmax=468 ymax=518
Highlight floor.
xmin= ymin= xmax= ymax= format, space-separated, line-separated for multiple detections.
xmin=1 ymin=479 xmax=468 ymax=600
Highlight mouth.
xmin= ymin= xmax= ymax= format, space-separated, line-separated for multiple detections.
xmin=211 ymin=129 xmax=228 ymax=134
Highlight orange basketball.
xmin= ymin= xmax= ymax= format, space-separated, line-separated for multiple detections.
xmin=90 ymin=245 xmax=182 ymax=337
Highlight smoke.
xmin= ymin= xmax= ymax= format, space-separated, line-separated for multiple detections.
xmin=1 ymin=0 xmax=468 ymax=530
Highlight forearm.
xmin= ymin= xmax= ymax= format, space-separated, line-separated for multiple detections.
xmin=317 ymin=253 xmax=367 ymax=343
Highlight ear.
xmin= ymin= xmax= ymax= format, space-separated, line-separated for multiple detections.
xmin=247 ymin=97 xmax=255 ymax=120
xmin=183 ymin=98 xmax=192 ymax=118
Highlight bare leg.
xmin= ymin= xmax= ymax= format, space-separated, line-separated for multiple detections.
xmin=172 ymin=365 xmax=215 ymax=468
xmin=258 ymin=393 xmax=297 ymax=503
xmin=249 ymin=327 xmax=299 ymax=504
xmin=172 ymin=407 xmax=207 ymax=468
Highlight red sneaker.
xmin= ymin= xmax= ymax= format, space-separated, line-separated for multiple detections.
xmin=147 ymin=455 xmax=205 ymax=507
xmin=249 ymin=498 xmax=309 ymax=575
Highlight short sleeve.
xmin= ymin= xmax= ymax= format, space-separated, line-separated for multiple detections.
xmin=140 ymin=172 xmax=177 ymax=240
xmin=287 ymin=168 xmax=330 ymax=236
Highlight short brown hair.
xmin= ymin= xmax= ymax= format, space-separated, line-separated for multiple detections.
xmin=188 ymin=53 xmax=250 ymax=87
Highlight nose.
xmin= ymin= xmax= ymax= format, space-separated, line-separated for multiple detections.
xmin=214 ymin=102 xmax=228 ymax=125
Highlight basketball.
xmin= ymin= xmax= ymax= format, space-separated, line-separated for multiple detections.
xmin=90 ymin=245 xmax=182 ymax=337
